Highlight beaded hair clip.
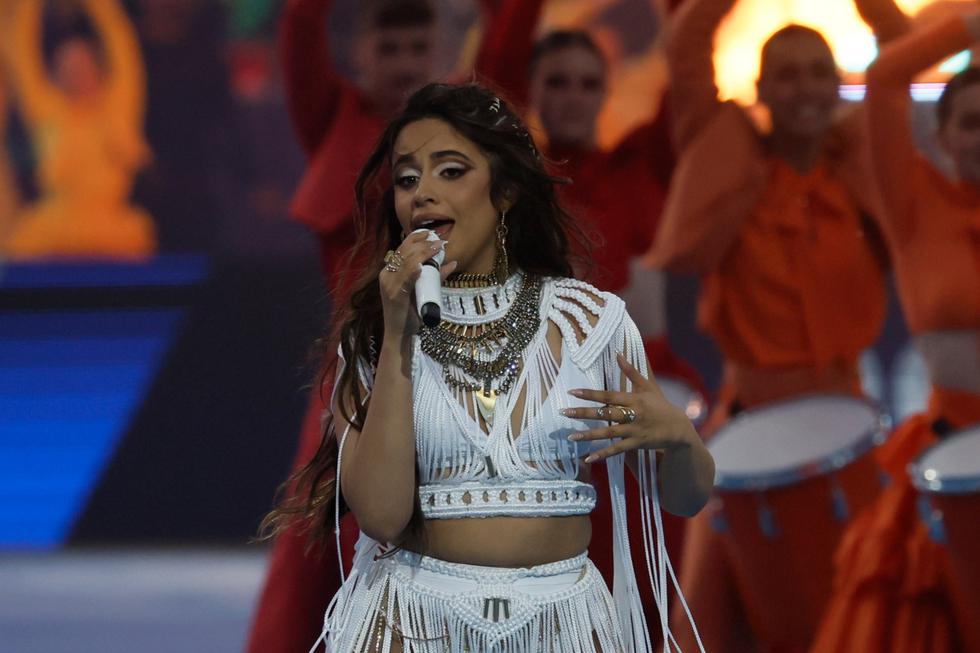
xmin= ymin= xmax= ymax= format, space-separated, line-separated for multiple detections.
xmin=488 ymin=96 xmax=539 ymax=160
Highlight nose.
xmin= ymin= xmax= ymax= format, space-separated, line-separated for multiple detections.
xmin=413 ymin=177 xmax=436 ymax=208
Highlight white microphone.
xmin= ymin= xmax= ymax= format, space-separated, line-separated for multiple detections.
xmin=413 ymin=229 xmax=444 ymax=327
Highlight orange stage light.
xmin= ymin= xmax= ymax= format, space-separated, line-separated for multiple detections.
xmin=713 ymin=0 xmax=971 ymax=103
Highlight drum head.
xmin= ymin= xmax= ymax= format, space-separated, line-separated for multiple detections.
xmin=709 ymin=394 xmax=885 ymax=490
xmin=911 ymin=425 xmax=980 ymax=494
xmin=658 ymin=376 xmax=707 ymax=427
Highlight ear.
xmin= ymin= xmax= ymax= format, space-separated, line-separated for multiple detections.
xmin=495 ymin=184 xmax=519 ymax=213
xmin=352 ymin=32 xmax=373 ymax=79
xmin=756 ymin=75 xmax=767 ymax=105
xmin=937 ymin=123 xmax=953 ymax=156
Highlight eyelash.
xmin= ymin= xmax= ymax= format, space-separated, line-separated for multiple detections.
xmin=394 ymin=165 xmax=468 ymax=189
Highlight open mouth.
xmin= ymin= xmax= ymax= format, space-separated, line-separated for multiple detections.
xmin=413 ymin=216 xmax=455 ymax=238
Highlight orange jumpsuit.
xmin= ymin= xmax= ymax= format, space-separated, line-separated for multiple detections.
xmin=645 ymin=0 xmax=905 ymax=649
xmin=4 ymin=0 xmax=154 ymax=259
xmin=811 ymin=16 xmax=980 ymax=653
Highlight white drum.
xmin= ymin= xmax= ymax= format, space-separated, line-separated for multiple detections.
xmin=710 ymin=394 xmax=887 ymax=492
xmin=706 ymin=394 xmax=888 ymax=649
xmin=909 ymin=426 xmax=980 ymax=653
xmin=657 ymin=376 xmax=707 ymax=427
xmin=912 ymin=425 xmax=980 ymax=496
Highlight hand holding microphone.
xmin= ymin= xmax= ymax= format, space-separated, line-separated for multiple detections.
xmin=378 ymin=229 xmax=455 ymax=337
xmin=413 ymin=229 xmax=444 ymax=327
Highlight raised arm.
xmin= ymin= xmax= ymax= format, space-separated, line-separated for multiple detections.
xmin=473 ymin=0 xmax=545 ymax=106
xmin=278 ymin=0 xmax=345 ymax=156
xmin=83 ymin=0 xmax=146 ymax=124
xmin=854 ymin=0 xmax=910 ymax=45
xmin=7 ymin=0 xmax=64 ymax=124
xmin=865 ymin=13 xmax=976 ymax=242
xmin=664 ymin=0 xmax=736 ymax=151
xmin=0 ymin=76 xmax=20 ymax=242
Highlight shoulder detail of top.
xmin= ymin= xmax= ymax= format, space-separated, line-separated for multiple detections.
xmin=546 ymin=277 xmax=626 ymax=370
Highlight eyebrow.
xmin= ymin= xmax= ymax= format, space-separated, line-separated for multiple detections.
xmin=392 ymin=149 xmax=475 ymax=168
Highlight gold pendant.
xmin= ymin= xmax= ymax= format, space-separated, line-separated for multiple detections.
xmin=476 ymin=390 xmax=497 ymax=426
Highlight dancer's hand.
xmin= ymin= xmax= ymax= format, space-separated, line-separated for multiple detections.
xmin=379 ymin=230 xmax=457 ymax=339
xmin=562 ymin=354 xmax=700 ymax=463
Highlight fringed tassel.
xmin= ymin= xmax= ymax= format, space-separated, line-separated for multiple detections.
xmin=320 ymin=544 xmax=626 ymax=652
xmin=605 ymin=313 xmax=706 ymax=653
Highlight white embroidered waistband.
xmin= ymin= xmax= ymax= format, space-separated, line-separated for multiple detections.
xmin=418 ymin=479 xmax=597 ymax=519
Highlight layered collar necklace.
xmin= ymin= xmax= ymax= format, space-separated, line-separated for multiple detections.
xmin=420 ymin=271 xmax=543 ymax=424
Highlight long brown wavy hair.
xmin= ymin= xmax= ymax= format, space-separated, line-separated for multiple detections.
xmin=260 ymin=82 xmax=590 ymax=547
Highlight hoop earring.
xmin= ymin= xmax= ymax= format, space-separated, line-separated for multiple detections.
xmin=495 ymin=210 xmax=509 ymax=283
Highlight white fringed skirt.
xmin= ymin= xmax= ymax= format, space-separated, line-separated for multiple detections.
xmin=315 ymin=538 xmax=627 ymax=652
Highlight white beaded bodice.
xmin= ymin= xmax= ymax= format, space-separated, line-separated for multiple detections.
xmin=329 ymin=274 xmax=700 ymax=651
xmin=340 ymin=274 xmax=647 ymax=519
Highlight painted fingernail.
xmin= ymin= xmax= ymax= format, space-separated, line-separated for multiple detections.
xmin=560 ymin=408 xmax=573 ymax=416
xmin=567 ymin=433 xmax=581 ymax=441
xmin=584 ymin=454 xmax=597 ymax=463
xmin=569 ymin=389 xmax=584 ymax=397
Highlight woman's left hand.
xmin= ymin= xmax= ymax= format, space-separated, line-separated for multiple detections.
xmin=561 ymin=354 xmax=700 ymax=464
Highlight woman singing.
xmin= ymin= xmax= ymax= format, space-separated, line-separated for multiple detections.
xmin=264 ymin=83 xmax=713 ymax=652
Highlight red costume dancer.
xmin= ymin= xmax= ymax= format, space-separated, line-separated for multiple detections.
xmin=246 ymin=2 xmax=438 ymax=652
xmin=812 ymin=13 xmax=980 ymax=653
xmin=476 ymin=0 xmax=706 ymax=640
xmin=645 ymin=0 xmax=908 ymax=649
xmin=246 ymin=3 xmax=520 ymax=651
xmin=477 ymin=0 xmax=706 ymax=407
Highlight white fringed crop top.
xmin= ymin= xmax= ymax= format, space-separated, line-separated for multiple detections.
xmin=331 ymin=272 xmax=702 ymax=651
xmin=337 ymin=273 xmax=647 ymax=520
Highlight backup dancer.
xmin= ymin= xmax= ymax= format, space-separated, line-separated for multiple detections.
xmin=247 ymin=3 xmax=445 ymax=651
xmin=812 ymin=11 xmax=980 ymax=652
xmin=645 ymin=0 xmax=908 ymax=648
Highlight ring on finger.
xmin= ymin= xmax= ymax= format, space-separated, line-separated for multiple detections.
xmin=383 ymin=250 xmax=403 ymax=273
xmin=609 ymin=404 xmax=636 ymax=424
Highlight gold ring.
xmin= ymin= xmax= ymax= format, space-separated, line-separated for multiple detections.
xmin=611 ymin=405 xmax=636 ymax=424
xmin=383 ymin=250 xmax=403 ymax=273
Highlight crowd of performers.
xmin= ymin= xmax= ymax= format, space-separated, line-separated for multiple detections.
xmin=246 ymin=0 xmax=980 ymax=652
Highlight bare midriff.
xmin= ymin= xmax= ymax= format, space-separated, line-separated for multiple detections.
xmin=402 ymin=514 xmax=592 ymax=568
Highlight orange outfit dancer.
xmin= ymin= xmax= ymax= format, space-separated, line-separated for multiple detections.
xmin=4 ymin=0 xmax=154 ymax=259
xmin=645 ymin=0 xmax=907 ymax=649
xmin=812 ymin=13 xmax=980 ymax=653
